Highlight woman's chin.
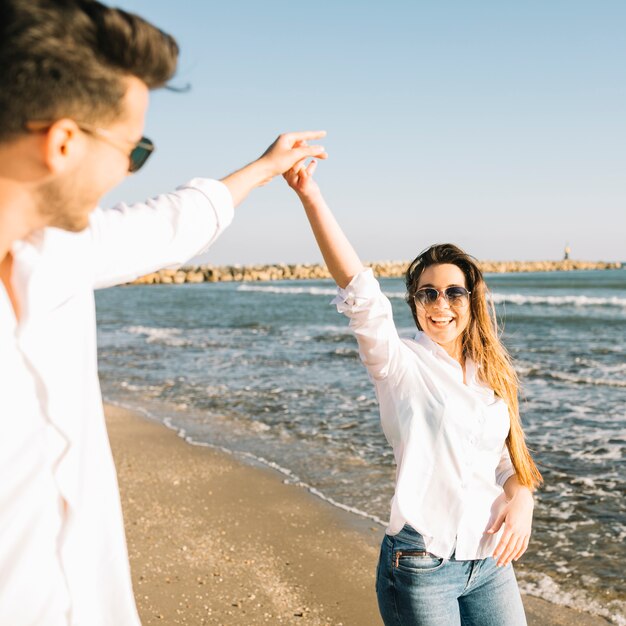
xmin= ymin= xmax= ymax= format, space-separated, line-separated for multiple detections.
xmin=423 ymin=326 xmax=463 ymax=354
xmin=425 ymin=320 xmax=456 ymax=339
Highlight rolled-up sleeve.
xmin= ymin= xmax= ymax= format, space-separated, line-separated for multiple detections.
xmin=332 ymin=268 xmax=402 ymax=380
xmin=495 ymin=443 xmax=516 ymax=488
xmin=90 ymin=178 xmax=234 ymax=289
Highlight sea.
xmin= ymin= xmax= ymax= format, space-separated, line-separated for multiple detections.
xmin=95 ymin=268 xmax=626 ymax=624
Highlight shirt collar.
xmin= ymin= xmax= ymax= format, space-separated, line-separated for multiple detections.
xmin=414 ymin=331 xmax=459 ymax=366
xmin=9 ymin=227 xmax=74 ymax=327
xmin=11 ymin=228 xmax=48 ymax=262
xmin=414 ymin=331 xmax=495 ymax=402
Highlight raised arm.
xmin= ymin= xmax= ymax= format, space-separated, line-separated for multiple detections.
xmin=90 ymin=132 xmax=328 ymax=289
xmin=283 ymin=160 xmax=363 ymax=288
xmin=284 ymin=160 xmax=405 ymax=383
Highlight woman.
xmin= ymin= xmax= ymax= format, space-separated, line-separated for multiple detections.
xmin=284 ymin=159 xmax=542 ymax=626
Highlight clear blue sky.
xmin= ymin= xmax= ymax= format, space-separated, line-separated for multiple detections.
xmin=103 ymin=0 xmax=626 ymax=264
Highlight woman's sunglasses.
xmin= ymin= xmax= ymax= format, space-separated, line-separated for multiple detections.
xmin=414 ymin=286 xmax=471 ymax=307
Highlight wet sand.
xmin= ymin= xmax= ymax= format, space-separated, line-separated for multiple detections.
xmin=106 ymin=404 xmax=611 ymax=625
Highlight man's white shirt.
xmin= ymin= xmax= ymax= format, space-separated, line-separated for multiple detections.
xmin=0 ymin=179 xmax=233 ymax=626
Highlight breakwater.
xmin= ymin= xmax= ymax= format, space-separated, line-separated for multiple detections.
xmin=130 ymin=260 xmax=622 ymax=284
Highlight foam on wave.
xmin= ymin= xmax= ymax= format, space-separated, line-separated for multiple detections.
xmin=518 ymin=363 xmax=626 ymax=389
xmin=237 ymin=284 xmax=338 ymax=296
xmin=237 ymin=284 xmax=626 ymax=308
xmin=518 ymin=571 xmax=626 ymax=626
xmin=492 ymin=293 xmax=626 ymax=308
xmin=126 ymin=325 xmax=191 ymax=347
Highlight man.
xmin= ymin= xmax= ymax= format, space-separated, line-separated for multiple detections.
xmin=0 ymin=1 xmax=326 ymax=624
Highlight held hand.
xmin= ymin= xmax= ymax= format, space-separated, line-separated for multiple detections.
xmin=220 ymin=131 xmax=327 ymax=207
xmin=258 ymin=131 xmax=327 ymax=182
xmin=283 ymin=158 xmax=320 ymax=199
xmin=486 ymin=489 xmax=534 ymax=567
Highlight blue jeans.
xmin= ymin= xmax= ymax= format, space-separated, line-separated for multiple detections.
xmin=376 ymin=525 xmax=527 ymax=626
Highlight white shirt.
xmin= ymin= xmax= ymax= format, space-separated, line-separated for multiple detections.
xmin=0 ymin=179 xmax=233 ymax=626
xmin=333 ymin=269 xmax=516 ymax=560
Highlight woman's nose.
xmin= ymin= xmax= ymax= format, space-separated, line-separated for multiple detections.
xmin=434 ymin=292 xmax=451 ymax=307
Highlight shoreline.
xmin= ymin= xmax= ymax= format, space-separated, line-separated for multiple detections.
xmin=106 ymin=403 xmax=613 ymax=625
xmin=129 ymin=260 xmax=622 ymax=285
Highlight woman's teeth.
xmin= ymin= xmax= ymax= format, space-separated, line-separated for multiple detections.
xmin=430 ymin=316 xmax=454 ymax=326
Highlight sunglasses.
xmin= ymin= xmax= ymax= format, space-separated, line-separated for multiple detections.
xmin=25 ymin=120 xmax=155 ymax=173
xmin=74 ymin=122 xmax=154 ymax=173
xmin=414 ymin=286 xmax=471 ymax=307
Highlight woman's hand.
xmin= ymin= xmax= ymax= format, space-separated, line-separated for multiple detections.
xmin=281 ymin=150 xmax=363 ymax=288
xmin=221 ymin=131 xmax=326 ymax=206
xmin=260 ymin=131 xmax=327 ymax=179
xmin=283 ymin=156 xmax=320 ymax=200
xmin=486 ymin=488 xmax=534 ymax=567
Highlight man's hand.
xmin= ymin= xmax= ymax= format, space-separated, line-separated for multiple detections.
xmin=221 ymin=131 xmax=327 ymax=207
xmin=258 ymin=131 xmax=327 ymax=182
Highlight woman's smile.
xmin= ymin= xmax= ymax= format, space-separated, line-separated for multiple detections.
xmin=427 ymin=313 xmax=456 ymax=327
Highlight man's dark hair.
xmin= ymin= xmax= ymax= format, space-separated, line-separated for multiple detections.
xmin=0 ymin=0 xmax=179 ymax=142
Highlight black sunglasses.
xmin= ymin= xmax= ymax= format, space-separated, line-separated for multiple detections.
xmin=74 ymin=122 xmax=154 ymax=173
xmin=25 ymin=120 xmax=155 ymax=173
xmin=126 ymin=136 xmax=154 ymax=173
xmin=414 ymin=286 xmax=471 ymax=306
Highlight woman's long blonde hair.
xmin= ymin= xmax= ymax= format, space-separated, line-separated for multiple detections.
xmin=405 ymin=243 xmax=543 ymax=491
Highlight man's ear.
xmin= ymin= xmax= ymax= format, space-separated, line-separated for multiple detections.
xmin=42 ymin=119 xmax=85 ymax=174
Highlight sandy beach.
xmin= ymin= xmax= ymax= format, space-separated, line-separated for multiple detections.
xmin=107 ymin=404 xmax=612 ymax=625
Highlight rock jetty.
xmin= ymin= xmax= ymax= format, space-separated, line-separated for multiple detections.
xmin=130 ymin=260 xmax=622 ymax=285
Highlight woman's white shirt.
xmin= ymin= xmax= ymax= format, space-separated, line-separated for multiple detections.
xmin=333 ymin=268 xmax=516 ymax=560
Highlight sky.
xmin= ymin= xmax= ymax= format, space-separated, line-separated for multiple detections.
xmin=103 ymin=0 xmax=626 ymax=265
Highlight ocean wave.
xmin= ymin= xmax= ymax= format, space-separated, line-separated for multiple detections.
xmin=547 ymin=371 xmax=626 ymax=389
xmin=237 ymin=283 xmax=411 ymax=300
xmin=237 ymin=284 xmax=626 ymax=309
xmin=492 ymin=293 xmax=626 ymax=308
xmin=518 ymin=364 xmax=626 ymax=389
xmin=518 ymin=571 xmax=626 ymax=626
xmin=237 ymin=284 xmax=338 ymax=296
xmin=125 ymin=325 xmax=191 ymax=347
xmin=569 ymin=442 xmax=625 ymax=462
